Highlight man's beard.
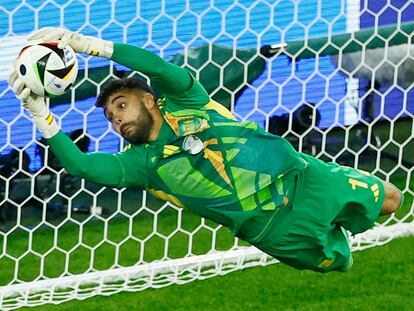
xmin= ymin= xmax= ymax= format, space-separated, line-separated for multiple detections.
xmin=120 ymin=107 xmax=153 ymax=144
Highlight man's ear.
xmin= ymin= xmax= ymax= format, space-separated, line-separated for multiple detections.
xmin=143 ymin=92 xmax=156 ymax=110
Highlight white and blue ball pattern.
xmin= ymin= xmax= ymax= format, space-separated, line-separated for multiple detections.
xmin=17 ymin=42 xmax=78 ymax=97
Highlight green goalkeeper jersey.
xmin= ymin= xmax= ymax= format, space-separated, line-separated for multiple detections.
xmin=47 ymin=43 xmax=307 ymax=244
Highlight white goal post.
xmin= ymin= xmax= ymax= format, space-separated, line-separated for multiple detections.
xmin=1 ymin=1 xmax=413 ymax=310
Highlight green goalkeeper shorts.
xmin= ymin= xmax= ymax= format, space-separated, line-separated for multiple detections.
xmin=255 ymin=153 xmax=385 ymax=273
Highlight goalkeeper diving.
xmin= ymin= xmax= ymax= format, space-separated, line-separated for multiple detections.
xmin=9 ymin=28 xmax=404 ymax=273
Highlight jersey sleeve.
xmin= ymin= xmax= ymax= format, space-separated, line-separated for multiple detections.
xmin=111 ymin=43 xmax=209 ymax=109
xmin=46 ymin=131 xmax=146 ymax=189
xmin=113 ymin=145 xmax=149 ymax=189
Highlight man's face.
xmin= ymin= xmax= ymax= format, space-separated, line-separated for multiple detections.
xmin=103 ymin=89 xmax=154 ymax=144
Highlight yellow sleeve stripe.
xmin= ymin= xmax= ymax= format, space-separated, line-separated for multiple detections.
xmin=205 ymin=100 xmax=236 ymax=120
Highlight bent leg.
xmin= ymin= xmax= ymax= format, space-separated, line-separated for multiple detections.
xmin=380 ymin=180 xmax=403 ymax=215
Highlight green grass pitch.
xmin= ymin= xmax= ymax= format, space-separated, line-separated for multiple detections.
xmin=19 ymin=236 xmax=414 ymax=311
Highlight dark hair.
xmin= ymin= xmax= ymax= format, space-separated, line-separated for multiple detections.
xmin=95 ymin=77 xmax=156 ymax=107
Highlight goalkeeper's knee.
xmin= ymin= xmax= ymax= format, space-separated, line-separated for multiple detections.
xmin=380 ymin=181 xmax=403 ymax=215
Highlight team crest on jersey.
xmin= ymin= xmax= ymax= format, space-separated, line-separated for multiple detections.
xmin=182 ymin=135 xmax=204 ymax=155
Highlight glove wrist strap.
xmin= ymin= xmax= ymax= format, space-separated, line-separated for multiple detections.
xmin=32 ymin=110 xmax=60 ymax=139
xmin=87 ymin=37 xmax=114 ymax=58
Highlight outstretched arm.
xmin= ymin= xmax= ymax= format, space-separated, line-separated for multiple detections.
xmin=47 ymin=131 xmax=124 ymax=187
xmin=28 ymin=28 xmax=208 ymax=102
xmin=9 ymin=65 xmax=141 ymax=188
xmin=111 ymin=43 xmax=194 ymax=97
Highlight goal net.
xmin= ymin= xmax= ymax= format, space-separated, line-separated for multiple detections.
xmin=1 ymin=0 xmax=413 ymax=309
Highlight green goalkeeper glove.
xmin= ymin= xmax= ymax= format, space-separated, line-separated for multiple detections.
xmin=8 ymin=62 xmax=60 ymax=139
xmin=28 ymin=27 xmax=114 ymax=59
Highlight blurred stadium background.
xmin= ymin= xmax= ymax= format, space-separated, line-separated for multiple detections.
xmin=0 ymin=0 xmax=413 ymax=310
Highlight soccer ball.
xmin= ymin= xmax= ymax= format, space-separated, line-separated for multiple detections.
xmin=17 ymin=42 xmax=78 ymax=97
